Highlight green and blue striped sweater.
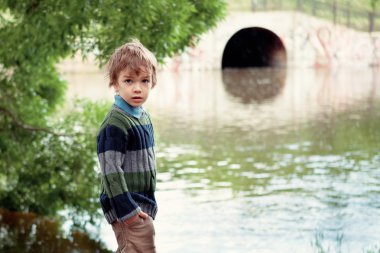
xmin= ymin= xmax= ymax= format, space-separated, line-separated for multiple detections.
xmin=97 ymin=95 xmax=157 ymax=224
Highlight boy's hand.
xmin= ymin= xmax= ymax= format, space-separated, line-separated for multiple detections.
xmin=124 ymin=211 xmax=149 ymax=225
xmin=138 ymin=211 xmax=149 ymax=219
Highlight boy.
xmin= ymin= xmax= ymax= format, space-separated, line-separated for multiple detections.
xmin=97 ymin=39 xmax=158 ymax=253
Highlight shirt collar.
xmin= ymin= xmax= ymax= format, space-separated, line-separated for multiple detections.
xmin=114 ymin=95 xmax=143 ymax=118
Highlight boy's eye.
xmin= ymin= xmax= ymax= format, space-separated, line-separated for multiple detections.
xmin=124 ymin=79 xmax=133 ymax=84
xmin=142 ymin=79 xmax=150 ymax=84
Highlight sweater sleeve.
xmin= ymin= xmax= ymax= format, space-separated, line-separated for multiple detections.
xmin=97 ymin=124 xmax=141 ymax=222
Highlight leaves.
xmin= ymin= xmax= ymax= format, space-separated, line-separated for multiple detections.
xmin=0 ymin=0 xmax=226 ymax=222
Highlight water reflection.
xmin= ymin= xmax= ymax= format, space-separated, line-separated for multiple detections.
xmin=62 ymin=67 xmax=380 ymax=252
xmin=222 ymin=67 xmax=286 ymax=103
xmin=0 ymin=209 xmax=110 ymax=253
xmin=150 ymin=67 xmax=380 ymax=252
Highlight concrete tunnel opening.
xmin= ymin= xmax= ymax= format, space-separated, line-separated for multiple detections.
xmin=221 ymin=27 xmax=287 ymax=103
xmin=222 ymin=27 xmax=287 ymax=69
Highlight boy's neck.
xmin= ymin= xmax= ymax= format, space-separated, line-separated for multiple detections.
xmin=114 ymin=95 xmax=143 ymax=118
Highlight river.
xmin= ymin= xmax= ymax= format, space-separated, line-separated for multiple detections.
xmin=69 ymin=66 xmax=380 ymax=252
xmin=6 ymin=66 xmax=380 ymax=253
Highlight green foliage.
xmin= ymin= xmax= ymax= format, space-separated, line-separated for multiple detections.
xmin=0 ymin=100 xmax=110 ymax=220
xmin=93 ymin=0 xmax=226 ymax=62
xmin=370 ymin=0 xmax=380 ymax=9
xmin=248 ymin=0 xmax=380 ymax=31
xmin=0 ymin=0 xmax=226 ymax=221
xmin=246 ymin=0 xmax=380 ymax=13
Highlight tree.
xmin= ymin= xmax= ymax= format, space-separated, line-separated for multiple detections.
xmin=370 ymin=0 xmax=380 ymax=9
xmin=0 ymin=0 xmax=226 ymax=223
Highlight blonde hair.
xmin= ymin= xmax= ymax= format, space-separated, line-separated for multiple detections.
xmin=107 ymin=39 xmax=158 ymax=88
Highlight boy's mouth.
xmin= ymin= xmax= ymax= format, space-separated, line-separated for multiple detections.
xmin=132 ymin=96 xmax=143 ymax=101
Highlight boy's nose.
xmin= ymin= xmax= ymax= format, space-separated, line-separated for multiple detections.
xmin=133 ymin=84 xmax=142 ymax=92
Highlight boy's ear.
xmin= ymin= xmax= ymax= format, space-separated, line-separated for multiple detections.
xmin=111 ymin=82 xmax=119 ymax=92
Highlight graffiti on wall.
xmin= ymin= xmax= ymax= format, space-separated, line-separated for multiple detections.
xmin=287 ymin=24 xmax=380 ymax=68
xmin=166 ymin=12 xmax=380 ymax=70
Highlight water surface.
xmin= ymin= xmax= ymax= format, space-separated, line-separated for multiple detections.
xmin=66 ymin=67 xmax=380 ymax=252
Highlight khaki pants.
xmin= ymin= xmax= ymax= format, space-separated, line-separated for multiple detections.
xmin=112 ymin=217 xmax=156 ymax=253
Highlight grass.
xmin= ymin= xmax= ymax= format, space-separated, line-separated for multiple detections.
xmin=311 ymin=232 xmax=380 ymax=253
xmin=227 ymin=0 xmax=380 ymax=32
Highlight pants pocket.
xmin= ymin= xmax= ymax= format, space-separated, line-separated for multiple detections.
xmin=126 ymin=217 xmax=145 ymax=228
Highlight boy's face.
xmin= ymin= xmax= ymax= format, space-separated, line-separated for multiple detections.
xmin=115 ymin=67 xmax=152 ymax=107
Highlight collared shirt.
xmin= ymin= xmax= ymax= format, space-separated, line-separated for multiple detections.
xmin=114 ymin=95 xmax=143 ymax=119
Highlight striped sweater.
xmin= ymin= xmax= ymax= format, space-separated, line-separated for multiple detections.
xmin=97 ymin=96 xmax=157 ymax=224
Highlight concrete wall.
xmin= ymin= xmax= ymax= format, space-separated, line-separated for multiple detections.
xmin=58 ymin=11 xmax=380 ymax=73
xmin=166 ymin=11 xmax=380 ymax=70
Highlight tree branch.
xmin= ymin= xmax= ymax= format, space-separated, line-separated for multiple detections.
xmin=0 ymin=106 xmax=68 ymax=136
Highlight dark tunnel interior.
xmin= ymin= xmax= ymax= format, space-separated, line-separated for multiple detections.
xmin=222 ymin=27 xmax=287 ymax=69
